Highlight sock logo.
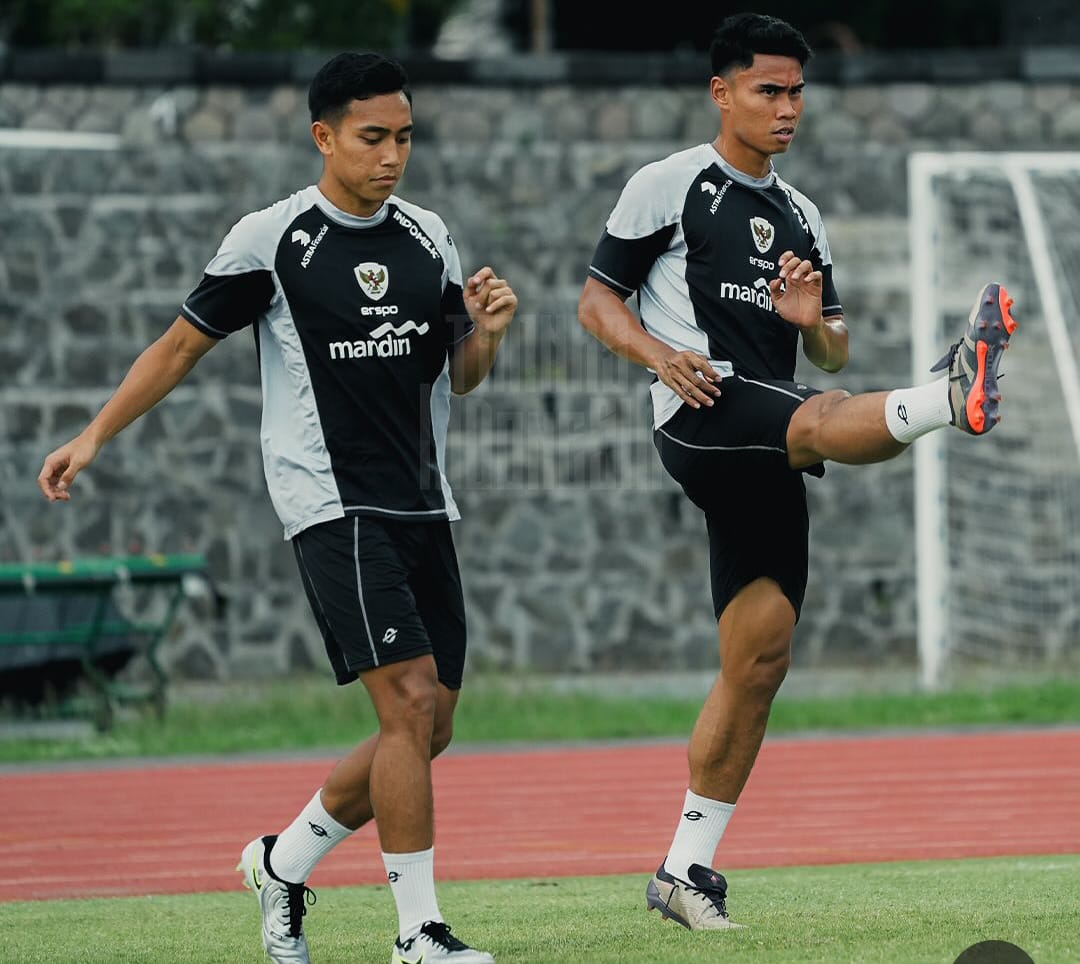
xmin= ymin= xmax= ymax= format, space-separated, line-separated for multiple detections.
xmin=897 ymin=403 xmax=909 ymax=424
xmin=387 ymin=871 xmax=401 ymax=882
xmin=683 ymin=810 xmax=705 ymax=821
xmin=308 ymin=822 xmax=328 ymax=837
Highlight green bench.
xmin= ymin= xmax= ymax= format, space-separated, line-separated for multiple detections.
xmin=0 ymin=554 xmax=209 ymax=731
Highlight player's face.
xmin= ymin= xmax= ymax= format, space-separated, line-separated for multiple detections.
xmin=711 ymin=54 xmax=805 ymax=173
xmin=313 ymin=92 xmax=413 ymax=215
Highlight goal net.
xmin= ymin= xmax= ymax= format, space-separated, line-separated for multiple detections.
xmin=909 ymin=152 xmax=1080 ymax=688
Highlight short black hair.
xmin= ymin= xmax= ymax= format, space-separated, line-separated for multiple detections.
xmin=710 ymin=13 xmax=812 ymax=76
xmin=308 ymin=52 xmax=412 ymax=125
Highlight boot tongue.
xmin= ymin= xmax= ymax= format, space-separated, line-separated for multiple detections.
xmin=687 ymin=864 xmax=728 ymax=895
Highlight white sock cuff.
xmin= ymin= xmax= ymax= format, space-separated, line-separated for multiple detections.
xmin=684 ymin=789 xmax=736 ymax=815
xmin=384 ymin=848 xmax=440 ymax=939
xmin=307 ymin=790 xmax=353 ymax=836
xmin=269 ymin=788 xmax=353 ymax=883
xmin=885 ymin=380 xmax=952 ymax=443
xmin=382 ymin=847 xmax=435 ymax=866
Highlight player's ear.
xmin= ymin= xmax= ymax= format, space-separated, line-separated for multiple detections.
xmin=311 ymin=119 xmax=334 ymax=157
xmin=710 ymin=75 xmax=732 ymax=111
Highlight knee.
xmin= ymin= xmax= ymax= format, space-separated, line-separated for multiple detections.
xmin=747 ymin=645 xmax=791 ymax=698
xmin=789 ymin=389 xmax=851 ymax=452
xmin=380 ymin=674 xmax=438 ymax=737
xmin=724 ymin=641 xmax=790 ymax=700
xmin=430 ymin=715 xmax=454 ymax=758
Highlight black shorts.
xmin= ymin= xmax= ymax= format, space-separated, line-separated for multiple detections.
xmin=292 ymin=516 xmax=467 ymax=689
xmin=654 ymin=375 xmax=823 ymax=621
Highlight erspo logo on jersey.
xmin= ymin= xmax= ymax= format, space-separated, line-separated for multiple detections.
xmin=718 ymin=277 xmax=775 ymax=311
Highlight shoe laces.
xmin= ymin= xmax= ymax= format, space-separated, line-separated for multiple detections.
xmin=690 ymin=882 xmax=730 ymax=920
xmin=930 ymin=341 xmax=960 ymax=374
xmin=420 ymin=920 xmax=469 ymax=951
xmin=277 ymin=882 xmax=317 ymax=939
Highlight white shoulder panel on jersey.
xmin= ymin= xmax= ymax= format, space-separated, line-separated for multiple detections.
xmin=606 ymin=144 xmax=717 ymax=240
xmin=774 ymin=176 xmax=833 ymax=266
xmin=204 ymin=185 xmax=321 ymax=276
xmin=390 ymin=195 xmax=462 ymax=289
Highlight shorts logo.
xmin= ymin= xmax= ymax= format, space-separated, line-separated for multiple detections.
xmin=382 ymin=627 xmax=398 ymax=645
xmin=355 ymin=262 xmax=389 ymax=300
xmin=750 ymin=217 xmax=775 ymax=254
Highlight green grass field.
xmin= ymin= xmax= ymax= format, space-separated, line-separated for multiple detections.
xmin=9 ymin=856 xmax=1075 ymax=963
xmin=3 ymin=673 xmax=1080 ymax=764
xmin=7 ymin=679 xmax=1078 ymax=962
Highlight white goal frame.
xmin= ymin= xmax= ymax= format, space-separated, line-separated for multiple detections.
xmin=908 ymin=151 xmax=1080 ymax=689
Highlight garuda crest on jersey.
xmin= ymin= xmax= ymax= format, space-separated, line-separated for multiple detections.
xmin=749 ymin=217 xmax=775 ymax=254
xmin=354 ymin=262 xmax=389 ymax=301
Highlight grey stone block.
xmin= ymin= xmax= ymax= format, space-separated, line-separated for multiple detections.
xmin=4 ymin=71 xmax=1077 ymax=680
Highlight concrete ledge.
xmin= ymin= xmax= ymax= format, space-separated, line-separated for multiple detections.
xmin=1 ymin=47 xmax=1079 ymax=86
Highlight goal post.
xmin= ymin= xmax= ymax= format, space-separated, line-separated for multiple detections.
xmin=909 ymin=151 xmax=1080 ymax=689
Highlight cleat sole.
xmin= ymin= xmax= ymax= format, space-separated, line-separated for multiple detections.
xmin=967 ymin=340 xmax=989 ymax=433
xmin=1000 ymin=286 xmax=1018 ymax=334
xmin=963 ymin=282 xmax=1017 ymax=435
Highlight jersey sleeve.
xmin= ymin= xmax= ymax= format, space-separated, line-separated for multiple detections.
xmin=787 ymin=187 xmax=843 ymax=318
xmin=437 ymin=223 xmax=475 ymax=349
xmin=818 ymin=264 xmax=841 ymax=318
xmin=588 ymin=163 xmax=679 ymax=297
xmin=180 ymin=212 xmax=276 ymax=338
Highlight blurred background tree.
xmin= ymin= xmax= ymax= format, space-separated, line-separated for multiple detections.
xmin=501 ymin=0 xmax=1015 ymax=52
xmin=502 ymin=0 xmax=1077 ymax=52
xmin=0 ymin=0 xmax=464 ymax=50
xmin=0 ymin=0 xmax=1074 ymax=55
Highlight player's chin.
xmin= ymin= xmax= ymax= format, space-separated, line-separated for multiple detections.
xmin=365 ymin=179 xmax=398 ymax=199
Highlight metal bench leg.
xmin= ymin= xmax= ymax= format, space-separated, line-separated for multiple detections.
xmin=81 ymin=590 xmax=117 ymax=732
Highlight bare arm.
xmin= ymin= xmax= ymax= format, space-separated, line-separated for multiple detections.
xmin=577 ymin=276 xmax=721 ymax=409
xmin=800 ymin=314 xmax=848 ymax=373
xmin=450 ymin=266 xmax=519 ymax=395
xmin=769 ymin=250 xmax=849 ymax=374
xmin=37 ymin=317 xmax=218 ymax=501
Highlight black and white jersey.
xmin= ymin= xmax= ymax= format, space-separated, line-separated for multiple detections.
xmin=588 ymin=144 xmax=842 ymax=428
xmin=180 ymin=186 xmax=473 ymax=539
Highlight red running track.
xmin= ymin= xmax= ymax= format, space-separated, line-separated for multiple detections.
xmin=3 ymin=729 xmax=1079 ymax=901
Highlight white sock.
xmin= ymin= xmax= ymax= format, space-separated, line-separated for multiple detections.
xmin=270 ymin=789 xmax=353 ymax=883
xmin=885 ymin=379 xmax=952 ymax=443
xmin=663 ymin=789 xmax=736 ymax=881
xmin=384 ymin=847 xmax=442 ymax=940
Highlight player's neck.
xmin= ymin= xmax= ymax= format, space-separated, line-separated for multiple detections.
xmin=317 ymin=175 xmax=386 ymax=219
xmin=711 ymin=134 xmax=772 ymax=180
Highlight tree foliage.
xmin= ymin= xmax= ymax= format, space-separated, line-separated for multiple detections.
xmin=2 ymin=0 xmax=462 ymax=51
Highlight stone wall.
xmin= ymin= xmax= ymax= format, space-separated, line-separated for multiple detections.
xmin=3 ymin=61 xmax=1079 ymax=680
